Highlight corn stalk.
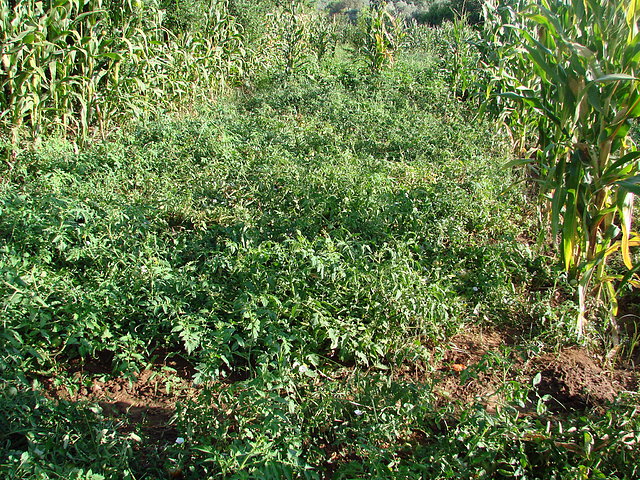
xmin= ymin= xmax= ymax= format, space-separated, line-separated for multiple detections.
xmin=486 ymin=0 xmax=640 ymax=335
xmin=309 ymin=13 xmax=338 ymax=63
xmin=349 ymin=1 xmax=405 ymax=74
xmin=0 ymin=0 xmax=245 ymax=161
xmin=267 ymin=1 xmax=313 ymax=77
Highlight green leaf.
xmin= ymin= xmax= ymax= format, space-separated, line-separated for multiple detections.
xmin=562 ymin=157 xmax=583 ymax=272
xmin=618 ymin=191 xmax=635 ymax=269
xmin=22 ymin=32 xmax=36 ymax=44
xmin=627 ymin=94 xmax=640 ymax=118
xmin=551 ymin=186 xmax=567 ymax=243
xmin=594 ymin=73 xmax=637 ymax=83
xmin=617 ymin=175 xmax=640 ymax=195
xmin=503 ymin=157 xmax=536 ymax=169
xmin=586 ymin=84 xmax=603 ymax=112
xmin=600 ymin=151 xmax=640 ymax=185
xmin=627 ymin=0 xmax=640 ymax=43
xmin=562 ymin=189 xmax=577 ymax=272
xmin=497 ymin=92 xmax=564 ymax=129
xmin=532 ymin=372 xmax=542 ymax=386
xmin=524 ymin=42 xmax=559 ymax=82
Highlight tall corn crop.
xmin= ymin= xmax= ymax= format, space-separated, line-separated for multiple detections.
xmin=485 ymin=0 xmax=640 ymax=335
xmin=350 ymin=1 xmax=405 ymax=74
xmin=0 ymin=0 xmax=245 ymax=159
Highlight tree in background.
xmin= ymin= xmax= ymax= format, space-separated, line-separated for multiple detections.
xmin=412 ymin=0 xmax=483 ymax=26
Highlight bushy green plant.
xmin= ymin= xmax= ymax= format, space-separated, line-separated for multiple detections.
xmin=173 ymin=363 xmax=640 ymax=479
xmin=0 ymin=381 xmax=138 ymax=479
xmin=1 ymin=55 xmax=526 ymax=379
xmin=412 ymin=0 xmax=483 ymax=26
xmin=176 ymin=369 xmax=440 ymax=479
xmin=3 ymin=36 xmax=616 ymax=479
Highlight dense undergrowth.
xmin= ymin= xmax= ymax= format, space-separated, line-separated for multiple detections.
xmin=1 ymin=54 xmax=530 ymax=376
xmin=1 ymin=3 xmax=639 ymax=479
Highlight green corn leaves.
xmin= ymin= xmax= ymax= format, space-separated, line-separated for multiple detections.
xmin=0 ymin=0 xmax=246 ymax=157
xmin=486 ymin=0 xmax=640 ymax=334
xmin=627 ymin=0 xmax=640 ymax=43
xmin=349 ymin=1 xmax=405 ymax=74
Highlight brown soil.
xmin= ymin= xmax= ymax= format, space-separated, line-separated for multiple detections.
xmin=533 ymin=348 xmax=638 ymax=411
xmin=41 ymin=335 xmax=639 ymax=425
xmin=35 ymin=330 xmax=639 ymax=479
xmin=41 ymin=349 xmax=199 ymax=473
xmin=398 ymin=327 xmax=522 ymax=410
xmin=395 ymin=326 xmax=639 ymax=414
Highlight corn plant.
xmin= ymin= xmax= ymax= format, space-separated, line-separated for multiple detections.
xmin=0 ymin=0 xmax=147 ymax=149
xmin=309 ymin=12 xmax=339 ymax=63
xmin=486 ymin=0 xmax=640 ymax=335
xmin=350 ymin=1 xmax=406 ymax=74
xmin=272 ymin=1 xmax=313 ymax=77
xmin=1 ymin=1 xmax=100 ymax=145
xmin=479 ymin=0 xmax=537 ymax=154
xmin=0 ymin=0 xmax=245 ymax=161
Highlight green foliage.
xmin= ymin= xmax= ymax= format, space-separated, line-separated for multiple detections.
xmin=0 ymin=58 xmax=524 ymax=378
xmin=159 ymin=0 xmax=215 ymax=34
xmin=412 ymin=0 xmax=483 ymax=26
xmin=278 ymin=2 xmax=314 ymax=76
xmin=0 ymin=0 xmax=245 ymax=154
xmin=404 ymin=16 xmax=485 ymax=102
xmin=177 ymin=370 xmax=438 ymax=478
xmin=327 ymin=0 xmax=367 ymax=16
xmin=0 ymin=381 xmax=137 ymax=479
xmin=174 ymin=368 xmax=640 ymax=479
xmin=349 ymin=2 xmax=406 ymax=73
xmin=236 ymin=1 xmax=314 ymax=82
xmin=484 ymin=0 xmax=640 ymax=334
xmin=248 ymin=2 xmax=340 ymax=80
xmin=309 ymin=12 xmax=340 ymax=62
xmin=2 ymin=8 xmax=637 ymax=480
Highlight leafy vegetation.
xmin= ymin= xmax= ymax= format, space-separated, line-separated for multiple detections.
xmin=349 ymin=2 xmax=406 ymax=73
xmin=0 ymin=0 xmax=244 ymax=153
xmin=483 ymin=0 xmax=640 ymax=334
xmin=1 ymin=1 xmax=639 ymax=479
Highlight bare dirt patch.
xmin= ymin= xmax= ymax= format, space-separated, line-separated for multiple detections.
xmin=396 ymin=327 xmax=638 ymax=413
xmin=40 ymin=349 xmax=199 ymax=469
xmin=441 ymin=327 xmax=514 ymax=366
xmin=533 ymin=348 xmax=638 ymax=411
xmin=433 ymin=327 xmax=519 ymax=410
xmin=394 ymin=327 xmax=520 ymax=409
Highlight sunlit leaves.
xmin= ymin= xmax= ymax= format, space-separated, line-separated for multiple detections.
xmin=486 ymin=0 xmax=640 ymax=332
xmin=349 ymin=1 xmax=405 ymax=73
xmin=0 ymin=0 xmax=246 ymax=156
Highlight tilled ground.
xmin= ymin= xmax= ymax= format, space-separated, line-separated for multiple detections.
xmin=35 ymin=329 xmax=639 ymax=478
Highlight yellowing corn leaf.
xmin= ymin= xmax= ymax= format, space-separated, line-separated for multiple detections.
xmin=620 ymin=192 xmax=635 ymax=269
xmin=627 ymin=0 xmax=640 ymax=44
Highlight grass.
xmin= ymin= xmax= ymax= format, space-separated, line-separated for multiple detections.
xmin=1 ymin=36 xmax=638 ymax=480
